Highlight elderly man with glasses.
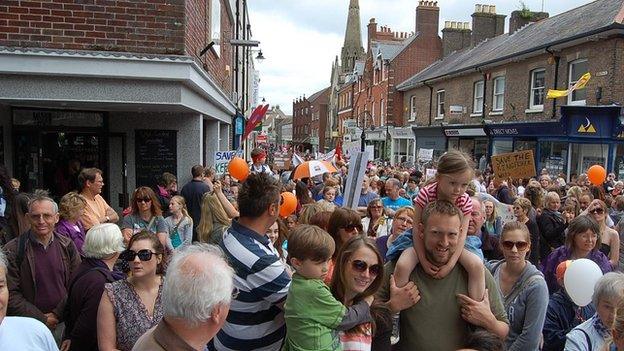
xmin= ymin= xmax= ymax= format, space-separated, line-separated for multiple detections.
xmin=4 ymin=191 xmax=81 ymax=343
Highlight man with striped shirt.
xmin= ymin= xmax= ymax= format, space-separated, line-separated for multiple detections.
xmin=211 ymin=173 xmax=291 ymax=350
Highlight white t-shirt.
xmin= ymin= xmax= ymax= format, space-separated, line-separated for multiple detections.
xmin=0 ymin=316 xmax=59 ymax=350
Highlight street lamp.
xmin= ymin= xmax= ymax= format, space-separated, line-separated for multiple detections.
xmin=384 ymin=121 xmax=395 ymax=161
xmin=357 ymin=111 xmax=373 ymax=152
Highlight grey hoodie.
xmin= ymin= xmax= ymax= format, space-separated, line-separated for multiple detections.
xmin=490 ymin=260 xmax=549 ymax=351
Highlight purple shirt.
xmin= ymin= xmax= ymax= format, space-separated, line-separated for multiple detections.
xmin=31 ymin=236 xmax=68 ymax=313
xmin=55 ymin=219 xmax=86 ymax=254
xmin=540 ymin=245 xmax=612 ymax=294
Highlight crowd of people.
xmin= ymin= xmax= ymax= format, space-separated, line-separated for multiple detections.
xmin=2 ymin=147 xmax=624 ymax=350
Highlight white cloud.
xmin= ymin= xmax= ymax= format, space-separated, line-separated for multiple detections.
xmin=248 ymin=0 xmax=593 ymax=115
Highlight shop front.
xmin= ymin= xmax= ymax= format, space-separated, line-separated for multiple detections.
xmin=389 ymin=126 xmax=415 ymax=166
xmin=485 ymin=105 xmax=623 ymax=180
xmin=412 ymin=126 xmax=446 ymax=163
xmin=443 ymin=126 xmax=489 ymax=170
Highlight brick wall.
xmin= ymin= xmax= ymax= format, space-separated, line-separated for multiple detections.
xmin=0 ymin=0 xmax=185 ymax=54
xmin=401 ymin=38 xmax=624 ymax=127
xmin=292 ymin=99 xmax=311 ymax=143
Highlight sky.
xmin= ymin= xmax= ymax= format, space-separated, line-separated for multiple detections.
xmin=247 ymin=0 xmax=594 ymax=115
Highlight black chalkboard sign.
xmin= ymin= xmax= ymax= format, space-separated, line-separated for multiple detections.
xmin=135 ymin=130 xmax=177 ymax=188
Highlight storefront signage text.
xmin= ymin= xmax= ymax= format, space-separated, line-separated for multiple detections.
xmin=491 ymin=150 xmax=536 ymax=179
xmin=444 ymin=128 xmax=487 ymax=137
xmin=489 ymin=128 xmax=519 ymax=135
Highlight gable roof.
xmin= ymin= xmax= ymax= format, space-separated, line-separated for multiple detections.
xmin=397 ymin=0 xmax=624 ymax=91
xmin=308 ymin=86 xmax=330 ymax=102
xmin=373 ymin=41 xmax=404 ymax=61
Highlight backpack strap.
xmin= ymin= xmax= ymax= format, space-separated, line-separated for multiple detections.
xmin=579 ymin=328 xmax=593 ymax=351
xmin=504 ymin=274 xmax=542 ymax=310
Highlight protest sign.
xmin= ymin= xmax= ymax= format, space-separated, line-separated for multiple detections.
xmin=214 ymin=150 xmax=243 ymax=174
xmin=343 ymin=149 xmax=372 ymax=209
xmin=491 ymin=150 xmax=536 ymax=179
xmin=417 ymin=148 xmax=434 ymax=162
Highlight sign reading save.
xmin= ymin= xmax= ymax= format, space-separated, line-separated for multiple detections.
xmin=214 ymin=150 xmax=244 ymax=174
xmin=491 ymin=150 xmax=536 ymax=179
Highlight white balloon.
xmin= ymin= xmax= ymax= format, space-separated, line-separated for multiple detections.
xmin=564 ymin=258 xmax=604 ymax=307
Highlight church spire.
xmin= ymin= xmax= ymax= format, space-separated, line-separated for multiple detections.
xmin=341 ymin=0 xmax=365 ymax=74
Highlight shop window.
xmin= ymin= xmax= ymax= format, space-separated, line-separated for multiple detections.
xmin=570 ymin=143 xmax=607 ymax=178
xmin=492 ymin=140 xmax=513 ymax=156
xmin=614 ymin=144 xmax=624 ymax=180
xmin=492 ymin=77 xmax=505 ymax=111
xmin=473 ymin=81 xmax=484 ymax=114
xmin=436 ymin=90 xmax=445 ymax=119
xmin=539 ymin=141 xmax=568 ymax=178
xmin=529 ymin=69 xmax=545 ymax=109
xmin=475 ymin=139 xmax=489 ymax=170
xmin=514 ymin=140 xmax=537 ymax=152
xmin=568 ymin=59 xmax=588 ymax=105
xmin=409 ymin=96 xmax=417 ymax=121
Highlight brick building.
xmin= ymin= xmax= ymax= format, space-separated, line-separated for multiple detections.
xmin=292 ymin=87 xmax=330 ymax=154
xmin=397 ymin=0 xmax=624 ymax=179
xmin=0 ymin=0 xmax=257 ymax=208
xmin=338 ymin=1 xmax=443 ymax=162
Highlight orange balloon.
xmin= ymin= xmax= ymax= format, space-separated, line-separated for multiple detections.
xmin=279 ymin=192 xmax=297 ymax=217
xmin=228 ymin=157 xmax=249 ymax=181
xmin=587 ymin=165 xmax=606 ymax=186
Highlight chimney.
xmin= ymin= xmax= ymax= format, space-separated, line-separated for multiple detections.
xmin=509 ymin=10 xmax=549 ymax=34
xmin=367 ymin=18 xmax=377 ymax=52
xmin=416 ymin=1 xmax=440 ymax=38
xmin=471 ymin=3 xmax=506 ymax=47
xmin=442 ymin=21 xmax=472 ymax=57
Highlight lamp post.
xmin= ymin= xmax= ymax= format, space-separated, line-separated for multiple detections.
xmin=357 ymin=111 xmax=373 ymax=153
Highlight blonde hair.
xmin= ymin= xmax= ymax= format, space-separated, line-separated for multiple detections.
xmin=435 ymin=149 xmax=476 ymax=177
xmin=197 ymin=193 xmax=230 ymax=243
xmin=170 ymin=195 xmax=190 ymax=220
xmin=483 ymin=200 xmax=497 ymax=222
xmin=58 ymin=192 xmax=87 ymax=220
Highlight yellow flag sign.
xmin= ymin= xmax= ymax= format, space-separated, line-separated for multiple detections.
xmin=547 ymin=72 xmax=591 ymax=99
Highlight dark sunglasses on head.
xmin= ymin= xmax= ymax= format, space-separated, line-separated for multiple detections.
xmin=136 ymin=197 xmax=151 ymax=203
xmin=590 ymin=208 xmax=605 ymax=214
xmin=122 ymin=249 xmax=158 ymax=262
xmin=351 ymin=259 xmax=381 ymax=276
xmin=342 ymin=224 xmax=361 ymax=232
xmin=501 ymin=241 xmax=529 ymax=251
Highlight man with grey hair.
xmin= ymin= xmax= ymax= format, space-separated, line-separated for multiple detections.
xmin=0 ymin=247 xmax=59 ymax=349
xmin=4 ymin=192 xmax=81 ymax=342
xmin=133 ymin=243 xmax=235 ymax=350
xmin=470 ymin=196 xmax=503 ymax=261
xmin=382 ymin=178 xmax=412 ymax=217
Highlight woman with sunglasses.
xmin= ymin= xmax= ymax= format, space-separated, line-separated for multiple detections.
xmin=331 ymin=235 xmax=391 ymax=351
xmin=489 ymin=222 xmax=548 ymax=351
xmin=97 ymin=231 xmax=166 ymax=351
xmin=121 ymin=187 xmax=168 ymax=249
xmin=326 ymin=208 xmax=364 ymax=284
xmin=361 ymin=199 xmax=390 ymax=239
xmin=586 ymin=199 xmax=620 ymax=269
xmin=541 ymin=215 xmax=612 ymax=293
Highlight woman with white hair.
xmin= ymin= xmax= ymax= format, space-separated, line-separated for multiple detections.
xmin=61 ymin=223 xmax=125 ymax=351
xmin=565 ymin=272 xmax=624 ymax=350
xmin=0 ymin=248 xmax=58 ymax=350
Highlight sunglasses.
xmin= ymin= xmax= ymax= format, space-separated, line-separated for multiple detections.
xmin=351 ymin=259 xmax=381 ymax=276
xmin=342 ymin=224 xmax=361 ymax=232
xmin=501 ymin=241 xmax=529 ymax=251
xmin=136 ymin=197 xmax=152 ymax=203
xmin=122 ymin=249 xmax=159 ymax=262
xmin=590 ymin=208 xmax=605 ymax=215
xmin=370 ymin=205 xmax=383 ymax=209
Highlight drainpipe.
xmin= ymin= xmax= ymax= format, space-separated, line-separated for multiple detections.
xmin=546 ymin=47 xmax=560 ymax=119
xmin=423 ymin=81 xmax=434 ymax=126
xmin=477 ymin=67 xmax=487 ymax=122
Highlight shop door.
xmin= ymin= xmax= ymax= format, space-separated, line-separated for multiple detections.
xmin=108 ymin=133 xmax=128 ymax=212
xmin=13 ymin=130 xmax=40 ymax=193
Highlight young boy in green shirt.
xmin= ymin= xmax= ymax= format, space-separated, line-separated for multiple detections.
xmin=283 ymin=225 xmax=373 ymax=351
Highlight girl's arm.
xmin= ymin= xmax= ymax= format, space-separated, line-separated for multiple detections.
xmin=435 ymin=214 xmax=470 ymax=278
xmin=214 ymin=181 xmax=240 ymax=219
xmin=97 ymin=292 xmax=121 ymax=351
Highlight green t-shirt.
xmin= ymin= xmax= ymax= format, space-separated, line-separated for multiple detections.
xmin=283 ymin=274 xmax=347 ymax=351
xmin=377 ymin=261 xmax=509 ymax=351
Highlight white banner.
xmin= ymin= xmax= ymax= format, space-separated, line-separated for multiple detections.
xmin=418 ymin=148 xmax=434 ymax=161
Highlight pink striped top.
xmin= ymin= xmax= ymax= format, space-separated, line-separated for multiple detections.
xmin=414 ymin=182 xmax=472 ymax=216
xmin=339 ymin=323 xmax=372 ymax=351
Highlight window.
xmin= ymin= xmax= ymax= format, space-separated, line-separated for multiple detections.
xmin=436 ymin=90 xmax=445 ymax=118
xmin=530 ymin=69 xmax=546 ymax=109
xmin=473 ymin=81 xmax=484 ymax=113
xmin=492 ymin=76 xmax=505 ymax=111
xmin=568 ymin=59 xmax=588 ymax=105
xmin=380 ymin=99 xmax=385 ymax=125
xmin=210 ymin=0 xmax=221 ymax=56
xmin=409 ymin=96 xmax=417 ymax=121
xmin=372 ymin=100 xmax=376 ymax=121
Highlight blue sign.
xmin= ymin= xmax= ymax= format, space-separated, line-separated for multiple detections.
xmin=235 ymin=114 xmax=244 ymax=135
xmin=486 ymin=121 xmax=564 ymax=137
xmin=562 ymin=106 xmax=620 ymax=139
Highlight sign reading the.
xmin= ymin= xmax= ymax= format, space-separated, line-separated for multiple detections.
xmin=491 ymin=150 xmax=536 ymax=179
xmin=214 ymin=150 xmax=243 ymax=175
